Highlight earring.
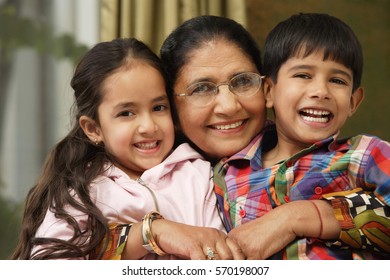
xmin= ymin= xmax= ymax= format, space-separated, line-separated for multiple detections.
xmin=94 ymin=138 xmax=99 ymax=145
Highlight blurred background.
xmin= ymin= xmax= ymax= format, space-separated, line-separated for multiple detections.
xmin=0 ymin=0 xmax=388 ymax=259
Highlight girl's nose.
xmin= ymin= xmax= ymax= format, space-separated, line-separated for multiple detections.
xmin=137 ymin=114 xmax=157 ymax=134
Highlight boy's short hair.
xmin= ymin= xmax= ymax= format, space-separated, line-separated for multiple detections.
xmin=263 ymin=13 xmax=363 ymax=91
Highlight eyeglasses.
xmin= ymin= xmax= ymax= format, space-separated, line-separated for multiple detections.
xmin=174 ymin=72 xmax=265 ymax=107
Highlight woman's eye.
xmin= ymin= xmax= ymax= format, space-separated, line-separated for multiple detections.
xmin=189 ymin=83 xmax=214 ymax=96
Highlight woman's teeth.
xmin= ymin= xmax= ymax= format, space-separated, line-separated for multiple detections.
xmin=213 ymin=121 xmax=243 ymax=130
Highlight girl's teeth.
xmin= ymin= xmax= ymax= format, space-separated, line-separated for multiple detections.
xmin=135 ymin=141 xmax=158 ymax=149
xmin=214 ymin=121 xmax=243 ymax=130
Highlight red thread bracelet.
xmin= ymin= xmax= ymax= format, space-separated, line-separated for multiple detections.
xmin=309 ymin=200 xmax=323 ymax=238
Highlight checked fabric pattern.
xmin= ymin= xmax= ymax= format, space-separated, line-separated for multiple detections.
xmin=214 ymin=123 xmax=390 ymax=259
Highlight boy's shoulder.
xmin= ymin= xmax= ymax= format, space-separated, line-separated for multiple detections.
xmin=335 ymin=133 xmax=390 ymax=151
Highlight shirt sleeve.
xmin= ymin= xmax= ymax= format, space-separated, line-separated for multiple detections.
xmin=90 ymin=223 xmax=132 ymax=260
xmin=323 ymin=188 xmax=390 ymax=255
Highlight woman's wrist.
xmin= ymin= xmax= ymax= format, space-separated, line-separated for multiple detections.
xmin=141 ymin=211 xmax=166 ymax=256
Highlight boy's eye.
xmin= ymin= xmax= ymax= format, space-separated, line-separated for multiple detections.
xmin=330 ymin=78 xmax=348 ymax=85
xmin=294 ymin=73 xmax=311 ymax=79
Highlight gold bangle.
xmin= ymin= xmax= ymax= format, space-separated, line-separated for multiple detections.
xmin=142 ymin=211 xmax=166 ymax=256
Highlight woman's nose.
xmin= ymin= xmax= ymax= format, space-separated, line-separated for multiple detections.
xmin=213 ymin=85 xmax=242 ymax=115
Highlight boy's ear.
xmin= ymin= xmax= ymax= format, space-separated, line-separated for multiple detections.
xmin=79 ymin=115 xmax=102 ymax=143
xmin=263 ymin=77 xmax=275 ymax=109
xmin=348 ymin=87 xmax=365 ymax=117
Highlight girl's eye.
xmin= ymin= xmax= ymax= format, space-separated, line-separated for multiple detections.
xmin=117 ymin=111 xmax=134 ymax=117
xmin=153 ymin=105 xmax=168 ymax=112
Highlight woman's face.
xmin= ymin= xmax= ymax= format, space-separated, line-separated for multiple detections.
xmin=173 ymin=40 xmax=266 ymax=161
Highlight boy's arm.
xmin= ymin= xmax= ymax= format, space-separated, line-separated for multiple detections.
xmin=323 ymin=190 xmax=390 ymax=254
xmin=322 ymin=137 xmax=390 ymax=254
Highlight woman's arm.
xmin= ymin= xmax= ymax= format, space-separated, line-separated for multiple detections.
xmin=227 ymin=200 xmax=340 ymax=259
xmin=97 ymin=218 xmax=245 ymax=260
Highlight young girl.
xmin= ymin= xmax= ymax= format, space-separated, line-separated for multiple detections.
xmin=12 ymin=38 xmax=240 ymax=260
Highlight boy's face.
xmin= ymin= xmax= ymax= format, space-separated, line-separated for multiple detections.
xmin=265 ymin=51 xmax=364 ymax=149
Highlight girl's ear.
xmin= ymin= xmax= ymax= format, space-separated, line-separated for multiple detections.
xmin=263 ymin=77 xmax=275 ymax=109
xmin=349 ymin=87 xmax=365 ymax=117
xmin=79 ymin=116 xmax=102 ymax=144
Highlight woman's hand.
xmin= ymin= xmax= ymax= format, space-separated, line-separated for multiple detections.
xmin=123 ymin=219 xmax=245 ymax=260
xmin=227 ymin=200 xmax=341 ymax=259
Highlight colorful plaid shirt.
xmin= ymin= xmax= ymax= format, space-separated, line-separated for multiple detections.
xmin=214 ymin=124 xmax=390 ymax=259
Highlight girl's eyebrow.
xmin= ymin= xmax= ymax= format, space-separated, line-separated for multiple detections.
xmin=113 ymin=95 xmax=169 ymax=109
xmin=153 ymin=95 xmax=169 ymax=102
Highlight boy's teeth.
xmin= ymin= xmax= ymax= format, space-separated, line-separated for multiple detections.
xmin=300 ymin=109 xmax=331 ymax=123
xmin=300 ymin=109 xmax=330 ymax=116
xmin=135 ymin=141 xmax=158 ymax=149
xmin=301 ymin=115 xmax=329 ymax=123
xmin=214 ymin=121 xmax=243 ymax=130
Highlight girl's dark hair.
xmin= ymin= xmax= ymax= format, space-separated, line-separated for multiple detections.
xmin=12 ymin=38 xmax=164 ymax=259
xmin=263 ymin=13 xmax=363 ymax=91
xmin=160 ymin=15 xmax=262 ymax=147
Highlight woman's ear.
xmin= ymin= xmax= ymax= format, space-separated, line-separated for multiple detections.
xmin=79 ymin=116 xmax=102 ymax=144
xmin=263 ymin=77 xmax=275 ymax=109
xmin=349 ymin=87 xmax=365 ymax=117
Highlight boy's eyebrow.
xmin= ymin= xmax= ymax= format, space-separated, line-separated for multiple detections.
xmin=331 ymin=68 xmax=353 ymax=81
xmin=288 ymin=65 xmax=353 ymax=81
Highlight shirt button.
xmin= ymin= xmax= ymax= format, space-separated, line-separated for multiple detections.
xmin=314 ymin=186 xmax=323 ymax=195
xmin=239 ymin=208 xmax=246 ymax=218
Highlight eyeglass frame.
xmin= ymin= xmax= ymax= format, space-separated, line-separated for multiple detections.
xmin=173 ymin=72 xmax=265 ymax=106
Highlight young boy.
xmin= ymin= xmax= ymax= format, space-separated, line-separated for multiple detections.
xmin=214 ymin=13 xmax=390 ymax=259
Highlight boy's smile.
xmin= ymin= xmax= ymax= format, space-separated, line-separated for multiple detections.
xmin=265 ymin=51 xmax=364 ymax=154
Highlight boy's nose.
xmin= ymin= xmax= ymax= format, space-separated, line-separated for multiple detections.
xmin=309 ymin=82 xmax=331 ymax=100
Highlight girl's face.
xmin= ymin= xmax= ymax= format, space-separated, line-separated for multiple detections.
xmin=265 ymin=51 xmax=364 ymax=153
xmin=173 ymin=40 xmax=266 ymax=161
xmin=84 ymin=62 xmax=174 ymax=179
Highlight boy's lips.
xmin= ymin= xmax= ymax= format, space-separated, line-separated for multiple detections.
xmin=299 ymin=108 xmax=333 ymax=123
